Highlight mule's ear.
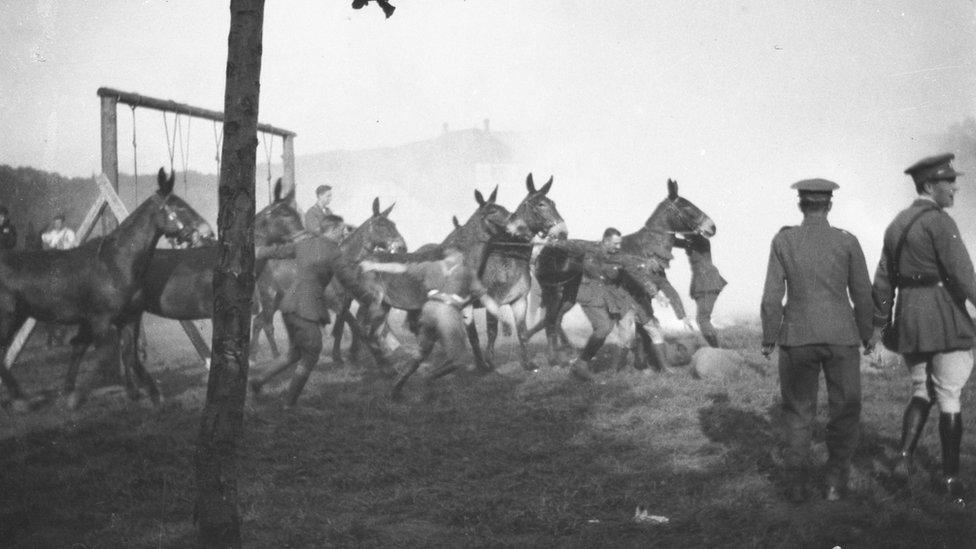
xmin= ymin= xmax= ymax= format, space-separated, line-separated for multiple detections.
xmin=539 ymin=175 xmax=553 ymax=195
xmin=372 ymin=197 xmax=380 ymax=216
xmin=667 ymin=179 xmax=678 ymax=199
xmin=526 ymin=173 xmax=536 ymax=193
xmin=475 ymin=189 xmax=486 ymax=207
xmin=158 ymin=167 xmax=174 ymax=195
xmin=452 ymin=215 xmax=461 ymax=229
xmin=381 ymin=202 xmax=395 ymax=217
xmin=488 ymin=185 xmax=498 ymax=204
xmin=273 ymin=178 xmax=283 ymax=203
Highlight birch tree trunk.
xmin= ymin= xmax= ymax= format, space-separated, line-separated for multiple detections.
xmin=194 ymin=0 xmax=264 ymax=546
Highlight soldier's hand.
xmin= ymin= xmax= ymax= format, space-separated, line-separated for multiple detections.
xmin=761 ymin=343 xmax=775 ymax=359
xmin=863 ymin=327 xmax=883 ymax=356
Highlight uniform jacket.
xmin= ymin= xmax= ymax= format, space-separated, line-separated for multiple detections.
xmin=406 ymin=259 xmax=487 ymax=308
xmin=0 ymin=220 xmax=16 ymax=250
xmin=761 ymin=216 xmax=873 ymax=347
xmin=280 ymin=236 xmax=358 ymax=323
xmin=872 ymin=199 xmax=976 ymax=353
xmin=675 ymin=235 xmax=727 ymax=297
xmin=304 ymin=204 xmax=333 ymax=236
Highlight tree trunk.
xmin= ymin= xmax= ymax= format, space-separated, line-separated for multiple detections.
xmin=194 ymin=0 xmax=264 ymax=547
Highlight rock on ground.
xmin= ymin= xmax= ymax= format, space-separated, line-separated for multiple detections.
xmin=690 ymin=347 xmax=756 ymax=380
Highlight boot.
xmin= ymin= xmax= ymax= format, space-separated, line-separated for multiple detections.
xmin=283 ymin=367 xmax=312 ymax=409
xmin=893 ymin=397 xmax=932 ymax=479
xmin=569 ymin=358 xmax=595 ymax=382
xmin=939 ymin=412 xmax=966 ymax=503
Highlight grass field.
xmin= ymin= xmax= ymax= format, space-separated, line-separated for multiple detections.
xmin=1 ymin=317 xmax=975 ymax=548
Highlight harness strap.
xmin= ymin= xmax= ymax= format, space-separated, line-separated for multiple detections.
xmin=887 ymin=204 xmax=939 ymax=288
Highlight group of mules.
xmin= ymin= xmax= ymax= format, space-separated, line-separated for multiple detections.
xmin=0 ymin=169 xmax=715 ymax=411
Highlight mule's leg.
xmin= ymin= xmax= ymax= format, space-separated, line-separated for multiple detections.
xmin=117 ymin=322 xmax=141 ymax=401
xmin=392 ymin=317 xmax=437 ymax=398
xmin=263 ymin=293 xmax=282 ymax=358
xmin=126 ymin=317 xmax=162 ymax=405
xmin=67 ymin=321 xmax=118 ymax=409
xmin=0 ymin=311 xmax=30 ymax=408
xmin=509 ymin=297 xmax=536 ymax=371
xmin=463 ymin=307 xmax=493 ymax=372
xmin=484 ymin=306 xmax=499 ymax=365
xmin=63 ymin=323 xmax=94 ymax=407
xmin=330 ymin=304 xmax=346 ymax=366
xmin=349 ymin=302 xmax=395 ymax=374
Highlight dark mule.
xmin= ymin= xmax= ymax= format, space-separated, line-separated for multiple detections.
xmin=110 ymin=179 xmax=304 ymax=403
xmin=249 ymin=198 xmax=407 ymax=365
xmin=529 ymin=178 xmax=716 ymax=366
xmin=359 ymin=186 xmax=528 ymax=374
xmin=472 ymin=174 xmax=567 ymax=371
xmin=0 ymin=169 xmax=208 ymax=411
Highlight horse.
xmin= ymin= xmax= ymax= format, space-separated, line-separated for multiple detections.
xmin=358 ymin=186 xmax=530 ymax=373
xmin=106 ymin=179 xmax=306 ymax=403
xmin=0 ymin=168 xmax=209 ymax=411
xmin=529 ymin=178 xmax=716 ymax=367
xmin=248 ymin=197 xmax=407 ymax=366
xmin=470 ymin=173 xmax=567 ymax=371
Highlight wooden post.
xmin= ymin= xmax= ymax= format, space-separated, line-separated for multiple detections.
xmin=282 ymin=135 xmax=296 ymax=195
xmin=100 ymin=95 xmax=119 ymax=235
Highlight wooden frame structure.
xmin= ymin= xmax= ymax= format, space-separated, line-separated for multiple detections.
xmin=2 ymin=88 xmax=297 ymax=371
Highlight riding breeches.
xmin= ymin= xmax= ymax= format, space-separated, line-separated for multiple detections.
xmin=903 ymin=350 xmax=973 ymax=414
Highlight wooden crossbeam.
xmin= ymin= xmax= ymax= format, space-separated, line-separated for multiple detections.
xmin=3 ymin=173 xmax=211 ymax=370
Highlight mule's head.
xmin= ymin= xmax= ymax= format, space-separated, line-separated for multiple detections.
xmin=645 ymin=178 xmax=716 ymax=237
xmin=255 ymin=178 xmax=304 ymax=245
xmin=348 ymin=197 xmax=407 ymax=255
xmin=150 ymin=168 xmax=212 ymax=246
xmin=473 ymin=186 xmax=516 ymax=239
xmin=513 ymin=173 xmax=568 ymax=240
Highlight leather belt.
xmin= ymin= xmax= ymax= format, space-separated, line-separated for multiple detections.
xmin=898 ymin=274 xmax=943 ymax=289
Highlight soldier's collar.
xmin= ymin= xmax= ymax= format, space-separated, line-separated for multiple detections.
xmin=800 ymin=215 xmax=830 ymax=227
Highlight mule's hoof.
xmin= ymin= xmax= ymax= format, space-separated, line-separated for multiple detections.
xmin=65 ymin=392 xmax=83 ymax=410
xmin=10 ymin=398 xmax=31 ymax=414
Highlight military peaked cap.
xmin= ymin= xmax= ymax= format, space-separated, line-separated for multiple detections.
xmin=904 ymin=153 xmax=964 ymax=185
xmin=790 ymin=178 xmax=838 ymax=202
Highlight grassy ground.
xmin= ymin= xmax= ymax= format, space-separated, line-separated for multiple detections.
xmin=1 ymin=318 xmax=975 ymax=547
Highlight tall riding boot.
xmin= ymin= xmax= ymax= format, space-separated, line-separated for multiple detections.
xmin=939 ymin=412 xmax=966 ymax=502
xmin=283 ymin=365 xmax=313 ymax=409
xmin=893 ymin=397 xmax=932 ymax=478
xmin=645 ymin=343 xmax=670 ymax=372
xmin=570 ymin=336 xmax=605 ymax=382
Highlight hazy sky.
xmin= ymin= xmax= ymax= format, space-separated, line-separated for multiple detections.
xmin=2 ymin=1 xmax=975 ymax=320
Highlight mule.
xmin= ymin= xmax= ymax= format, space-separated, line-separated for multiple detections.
xmin=529 ymin=178 xmax=716 ymax=367
xmin=0 ymin=168 xmax=208 ymax=411
xmin=471 ymin=174 xmax=567 ymax=371
xmin=358 ymin=186 xmax=529 ymax=373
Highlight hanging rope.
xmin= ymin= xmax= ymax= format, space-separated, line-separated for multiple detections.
xmin=212 ymin=120 xmax=223 ymax=177
xmin=261 ymin=132 xmax=274 ymax=204
xmin=163 ymin=111 xmax=178 ymax=174
xmin=177 ymin=115 xmax=191 ymax=196
xmin=130 ymin=105 xmax=138 ymax=205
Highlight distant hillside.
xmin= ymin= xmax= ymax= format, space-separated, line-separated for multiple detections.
xmin=0 ymin=124 xmax=530 ymax=250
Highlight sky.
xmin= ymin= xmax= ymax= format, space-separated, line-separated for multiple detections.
xmin=1 ymin=0 xmax=975 ymax=321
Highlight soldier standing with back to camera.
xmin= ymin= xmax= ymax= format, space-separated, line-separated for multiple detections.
xmin=761 ymin=179 xmax=874 ymax=503
xmin=869 ymin=153 xmax=974 ymax=506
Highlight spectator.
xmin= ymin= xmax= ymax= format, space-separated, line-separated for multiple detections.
xmin=304 ymin=184 xmax=334 ymax=236
xmin=0 ymin=206 xmax=17 ymax=250
xmin=41 ymin=214 xmax=76 ymax=250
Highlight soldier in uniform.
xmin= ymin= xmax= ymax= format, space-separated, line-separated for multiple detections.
xmin=868 ymin=153 xmax=974 ymax=505
xmin=304 ymin=184 xmax=334 ymax=236
xmin=673 ymin=233 xmax=727 ymax=347
xmin=250 ymin=234 xmax=383 ymax=408
xmin=359 ymin=247 xmax=508 ymax=398
xmin=564 ymin=228 xmax=684 ymax=381
xmin=760 ymin=179 xmax=874 ymax=503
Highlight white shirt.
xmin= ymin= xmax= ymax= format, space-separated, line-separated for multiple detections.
xmin=42 ymin=227 xmax=77 ymax=250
